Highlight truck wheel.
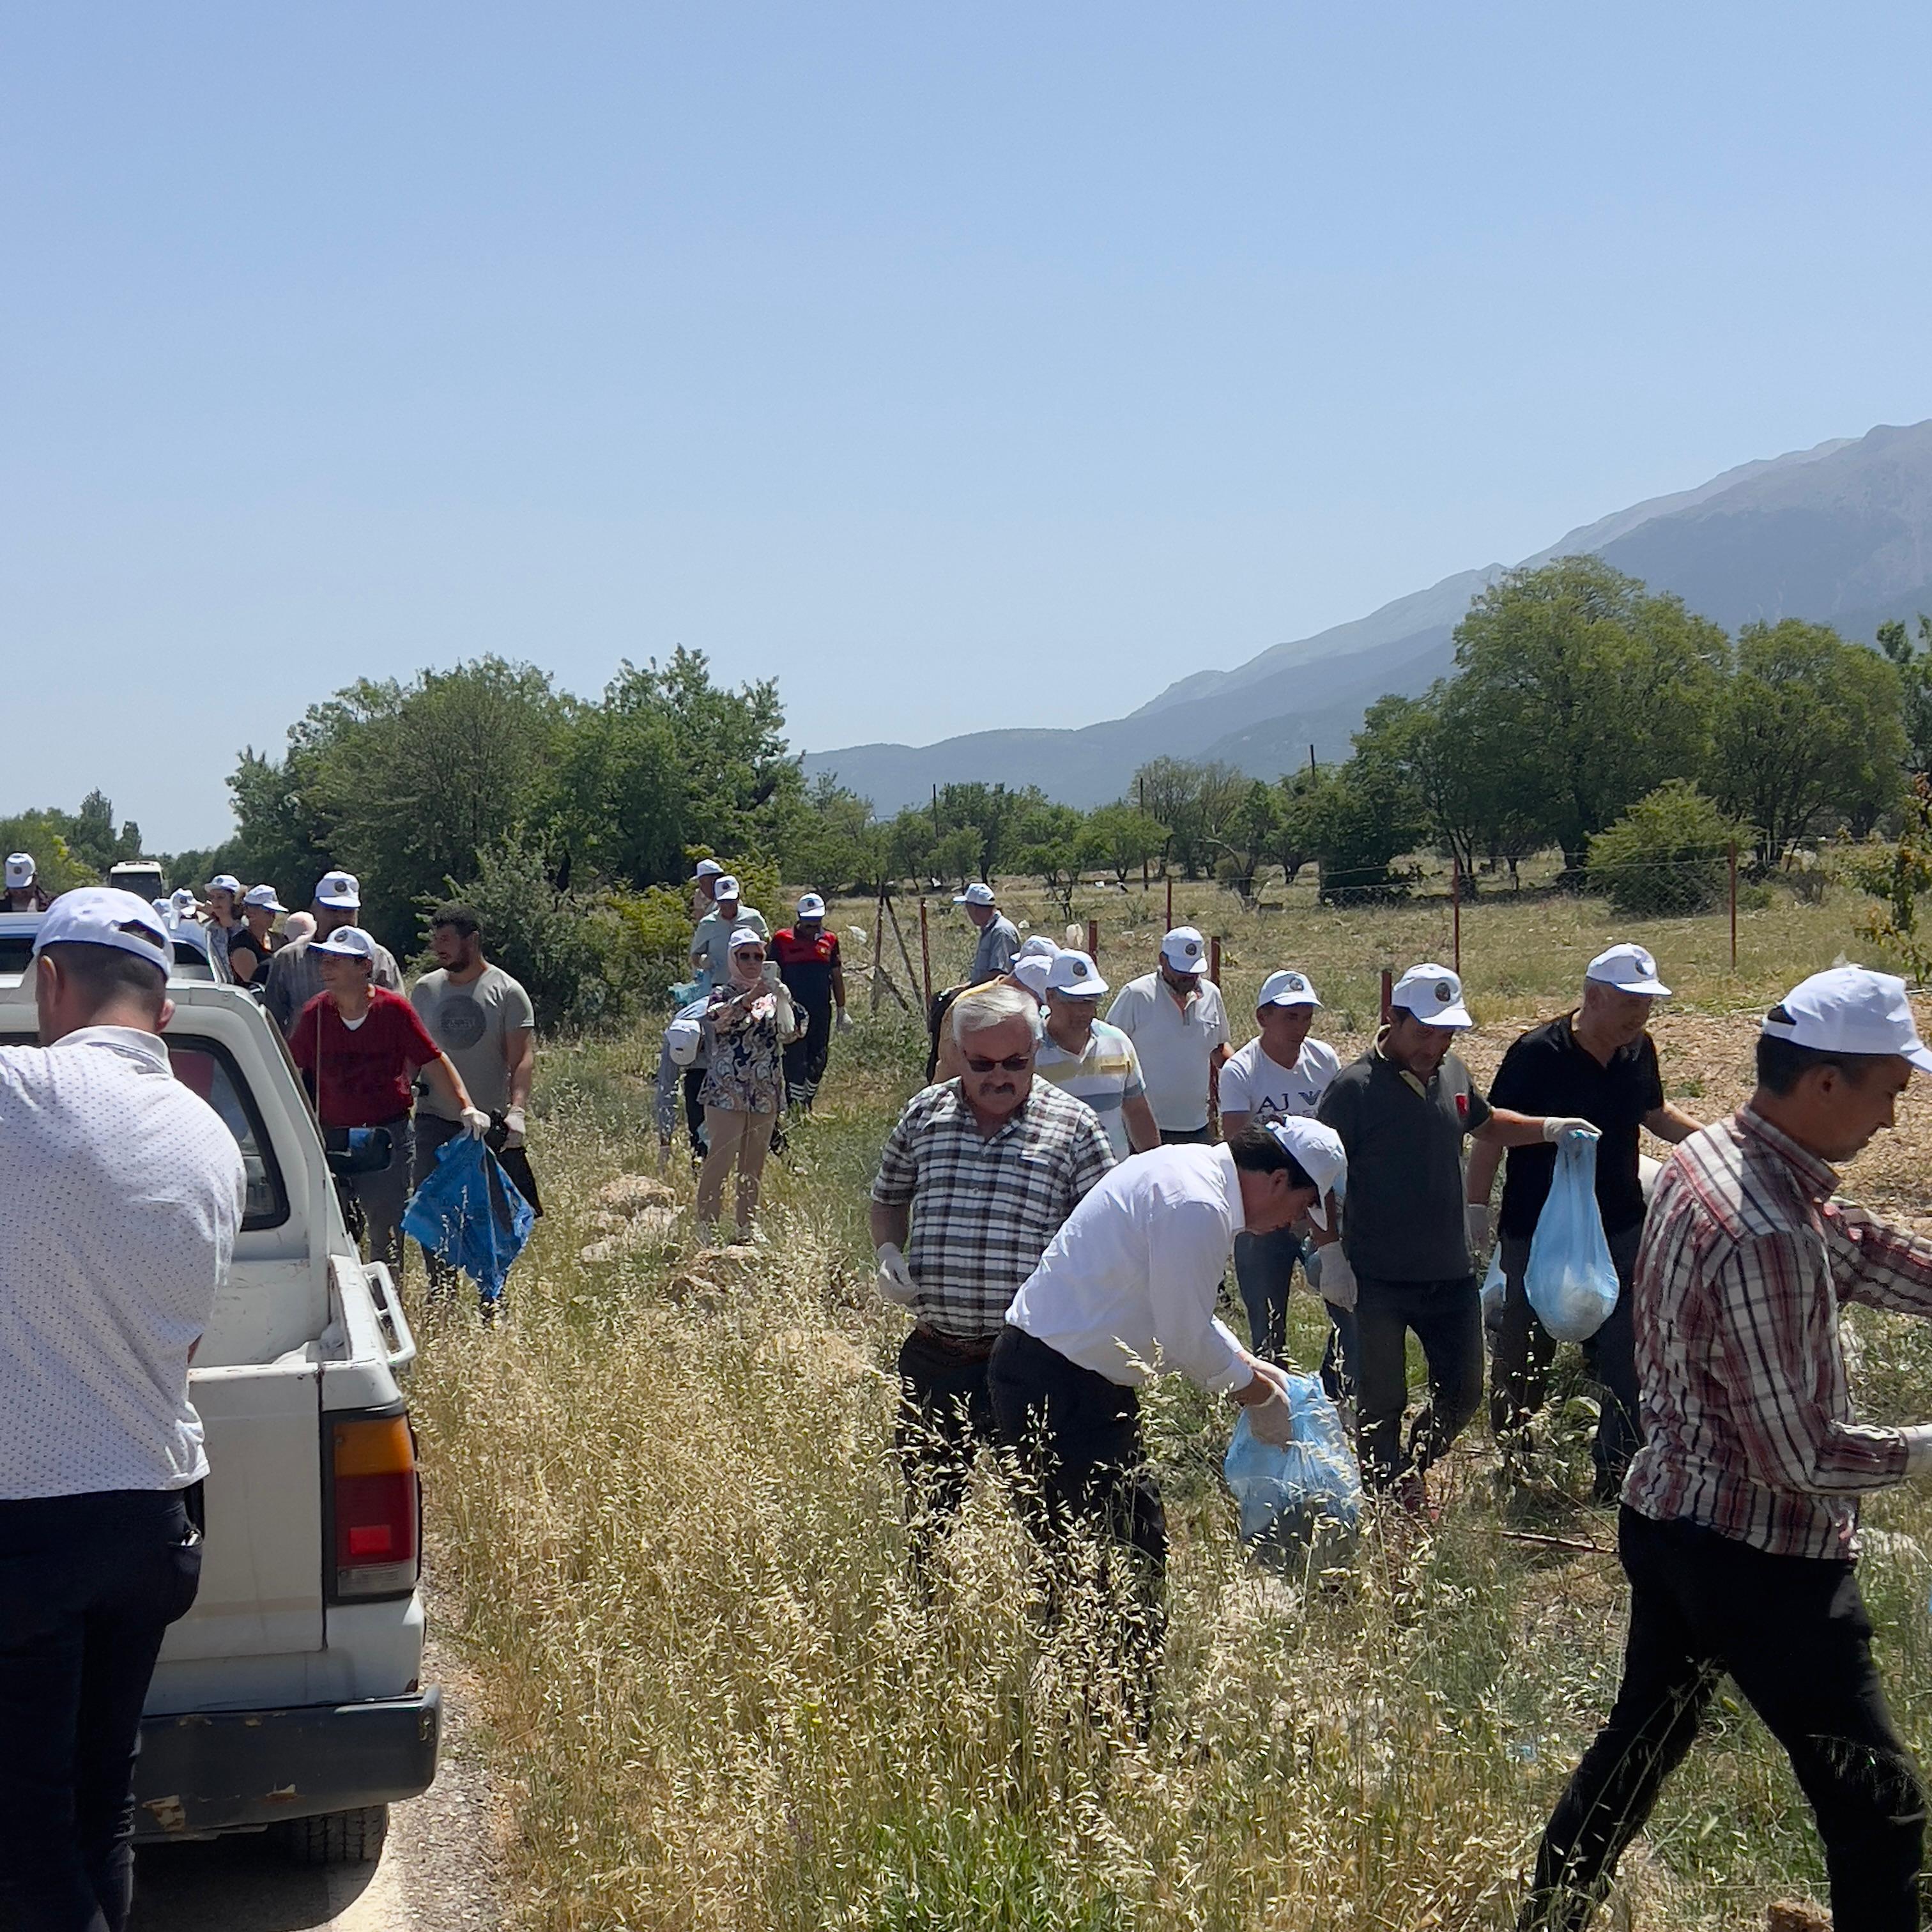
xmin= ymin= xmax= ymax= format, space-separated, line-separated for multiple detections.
xmin=273 ymin=1804 xmax=389 ymax=1865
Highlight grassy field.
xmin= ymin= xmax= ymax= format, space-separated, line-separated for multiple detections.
xmin=407 ymin=871 xmax=1932 ymax=1931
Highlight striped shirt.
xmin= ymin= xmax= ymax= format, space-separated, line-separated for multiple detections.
xmin=1624 ymin=1105 xmax=1932 ymax=1558
xmin=1035 ymin=1020 xmax=1146 ymax=1159
xmin=871 ymin=1079 xmax=1114 ymax=1341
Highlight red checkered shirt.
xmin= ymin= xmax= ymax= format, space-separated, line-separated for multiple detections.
xmin=1624 ymin=1105 xmax=1932 ymax=1559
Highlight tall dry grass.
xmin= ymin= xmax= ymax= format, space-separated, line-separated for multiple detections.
xmin=408 ymin=884 xmax=1932 ymax=1931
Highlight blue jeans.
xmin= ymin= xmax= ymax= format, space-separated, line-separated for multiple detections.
xmin=0 ymin=1489 xmax=203 ymax=1931
xmin=1234 ymin=1227 xmax=1356 ymax=1403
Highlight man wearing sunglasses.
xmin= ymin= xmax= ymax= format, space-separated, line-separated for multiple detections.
xmin=870 ymin=982 xmax=1115 ymax=1587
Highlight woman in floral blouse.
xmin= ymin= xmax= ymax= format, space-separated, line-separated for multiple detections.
xmin=696 ymin=927 xmax=802 ymax=1241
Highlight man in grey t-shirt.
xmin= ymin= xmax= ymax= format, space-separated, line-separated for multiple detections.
xmin=688 ymin=875 xmax=769 ymax=993
xmin=1314 ymin=963 xmax=1591 ymax=1505
xmin=410 ymin=903 xmax=539 ymax=1310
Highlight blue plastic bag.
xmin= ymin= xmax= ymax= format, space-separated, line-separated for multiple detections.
xmin=401 ymin=1136 xmax=535 ymax=1307
xmin=1222 ymin=1374 xmax=1363 ymax=1567
xmin=1524 ymin=1135 xmax=1619 ymax=1342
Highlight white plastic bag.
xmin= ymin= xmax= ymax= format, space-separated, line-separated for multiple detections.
xmin=1524 ymin=1135 xmax=1619 ymax=1342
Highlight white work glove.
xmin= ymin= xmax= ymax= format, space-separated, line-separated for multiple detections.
xmin=1243 ymin=1361 xmax=1297 ymax=1449
xmin=1903 ymin=1425 xmax=1932 ymax=1476
xmin=875 ymin=1243 xmax=919 ymax=1307
xmin=460 ymin=1105 xmax=492 ymax=1140
xmin=1466 ymin=1202 xmax=1494 ymax=1254
xmin=1542 ymin=1116 xmax=1602 ymax=1146
xmin=502 ymin=1105 xmax=527 ymax=1150
xmin=1308 ymin=1243 xmax=1357 ymax=1312
xmin=836 ymin=1011 xmax=854 ymax=1034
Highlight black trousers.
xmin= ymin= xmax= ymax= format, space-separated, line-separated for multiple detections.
xmin=1354 ymin=1273 xmax=1484 ymax=1491
xmin=1158 ymin=1124 xmax=1213 ymax=1146
xmin=681 ymin=1068 xmax=707 ymax=1155
xmin=1523 ymin=1508 xmax=1925 ymax=1932
xmin=0 ymin=1489 xmax=203 ymax=1932
xmin=783 ymin=999 xmax=833 ymax=1110
xmin=1491 ymin=1223 xmax=1643 ymax=1493
xmin=987 ymin=1326 xmax=1168 ymax=1725
xmin=895 ymin=1327 xmax=996 ymax=1586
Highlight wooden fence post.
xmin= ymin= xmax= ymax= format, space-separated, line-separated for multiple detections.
xmin=1380 ymin=967 xmax=1393 ymax=1023
xmin=1085 ymin=917 xmax=1100 ymax=960
xmin=1728 ymin=841 xmax=1739 ymax=970
xmin=918 ymin=897 xmax=933 ymax=1008
xmin=1452 ymin=853 xmax=1462 ymax=976
xmin=870 ymin=876 xmax=889 ymax=1013
xmin=1209 ymin=935 xmax=1223 ymax=985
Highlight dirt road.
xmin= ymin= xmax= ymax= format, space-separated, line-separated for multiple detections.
xmin=128 ymin=1630 xmax=500 ymax=1932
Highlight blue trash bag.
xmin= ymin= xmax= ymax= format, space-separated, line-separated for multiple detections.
xmin=1524 ymin=1134 xmax=1619 ymax=1342
xmin=401 ymin=1135 xmax=535 ymax=1308
xmin=1222 ymin=1374 xmax=1363 ymax=1568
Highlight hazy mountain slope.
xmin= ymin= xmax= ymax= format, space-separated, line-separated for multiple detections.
xmin=803 ymin=420 xmax=1932 ymax=813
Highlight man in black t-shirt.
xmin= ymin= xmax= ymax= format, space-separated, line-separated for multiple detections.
xmin=1466 ymin=942 xmax=1702 ymax=1498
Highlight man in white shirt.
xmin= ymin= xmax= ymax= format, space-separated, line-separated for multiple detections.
xmin=1033 ymin=949 xmax=1161 ymax=1160
xmin=1219 ymin=969 xmax=1346 ymax=1364
xmin=0 ymin=889 xmax=245 ymax=1932
xmin=991 ymin=1117 xmax=1343 ymax=1724
xmin=1103 ymin=926 xmax=1231 ymax=1142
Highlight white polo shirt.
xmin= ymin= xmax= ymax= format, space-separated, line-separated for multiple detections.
xmin=1217 ymin=1036 xmax=1342 ymax=1123
xmin=1004 ymin=1143 xmax=1250 ymax=1393
xmin=0 ymin=1026 xmax=245 ymax=1499
xmin=1104 ymin=971 xmax=1230 ymax=1133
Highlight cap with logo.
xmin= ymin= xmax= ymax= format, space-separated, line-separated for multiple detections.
xmin=1160 ymin=926 xmax=1208 ymax=975
xmin=314 ymin=870 xmax=361 ymax=910
xmin=243 ymin=884 xmax=288 ymax=914
xmin=1258 ymin=968 xmax=1321 ymax=1010
xmin=206 ymin=873 xmax=243 ymax=897
xmin=169 ymin=889 xmax=197 ymax=916
xmin=954 ymin=882 xmax=997 ymax=907
xmin=1587 ymin=942 xmax=1671 ymax=998
xmin=1262 ymin=1117 xmax=1347 ymax=1227
xmin=6 ymin=852 xmax=36 ymax=888
xmin=1016 ymin=934 xmax=1059 ymax=961
xmin=1761 ymin=965 xmax=1932 ymax=1073
xmin=32 ymin=888 xmax=174 ymax=972
xmin=714 ymin=875 xmax=742 ymax=901
xmin=1045 ymin=949 xmax=1108 ymax=1000
xmin=692 ymin=859 xmax=724 ymax=883
xmin=1390 ymin=962 xmax=1473 ymax=1029
xmin=309 ymin=924 xmax=378 ymax=965
xmin=729 ymin=925 xmax=765 ymax=951
xmin=795 ymin=893 xmax=827 ymax=919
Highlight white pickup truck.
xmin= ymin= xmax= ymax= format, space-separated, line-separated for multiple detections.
xmin=0 ymin=924 xmax=440 ymax=1864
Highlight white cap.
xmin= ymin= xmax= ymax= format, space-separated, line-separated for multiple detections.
xmin=32 ymin=888 xmax=173 ymax=974
xmin=665 ymin=1013 xmax=704 ymax=1067
xmin=243 ymin=884 xmax=288 ymax=913
xmin=1045 ymin=949 xmax=1108 ymax=999
xmin=206 ymin=873 xmax=242 ymax=897
xmin=315 ymin=870 xmax=360 ymax=910
xmin=692 ymin=859 xmax=724 ymax=882
xmin=1012 ymin=954 xmax=1055 ymax=999
xmin=796 ymin=893 xmax=827 ymax=919
xmin=1258 ymin=968 xmax=1321 ymax=1009
xmin=169 ymin=889 xmax=197 ymax=915
xmin=310 ymin=924 xmax=378 ymax=965
xmin=729 ymin=925 xmax=765 ymax=951
xmin=1016 ymin=935 xmax=1058 ymax=962
xmin=1262 ymin=1117 xmax=1347 ymax=1229
xmin=714 ymin=875 xmax=742 ymax=901
xmin=1160 ymin=926 xmax=1208 ymax=974
xmin=5 ymin=852 xmax=35 ymax=888
xmin=1587 ymin=942 xmax=1671 ymax=997
xmin=1762 ymin=965 xmax=1932 ymax=1074
xmin=954 ymin=882 xmax=996 ymax=907
xmin=1391 ymin=962 xmax=1473 ymax=1029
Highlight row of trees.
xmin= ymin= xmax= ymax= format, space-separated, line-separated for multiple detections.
xmin=0 ymin=792 xmax=146 ymax=898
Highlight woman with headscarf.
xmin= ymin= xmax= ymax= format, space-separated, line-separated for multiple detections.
xmin=696 ymin=927 xmax=801 ymax=1241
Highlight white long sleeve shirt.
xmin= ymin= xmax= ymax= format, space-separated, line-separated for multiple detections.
xmin=0 ymin=1026 xmax=245 ymax=1499
xmin=1004 ymin=1142 xmax=1250 ymax=1393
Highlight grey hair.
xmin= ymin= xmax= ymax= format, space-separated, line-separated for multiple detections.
xmin=950 ymin=981 xmax=1044 ymax=1048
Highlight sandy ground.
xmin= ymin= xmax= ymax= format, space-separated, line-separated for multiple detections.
xmin=128 ymin=1616 xmax=501 ymax=1932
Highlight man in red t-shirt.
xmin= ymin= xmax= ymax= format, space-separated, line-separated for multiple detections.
xmin=290 ymin=926 xmax=486 ymax=1272
xmin=770 ymin=893 xmax=848 ymax=1112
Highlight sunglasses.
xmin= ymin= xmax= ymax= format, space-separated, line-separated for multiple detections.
xmin=735 ymin=949 xmax=767 ymax=961
xmin=965 ymin=1053 xmax=1032 ymax=1074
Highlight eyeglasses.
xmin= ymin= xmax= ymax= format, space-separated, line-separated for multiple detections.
xmin=735 ymin=951 xmax=767 ymax=962
xmin=965 ymin=1054 xmax=1032 ymax=1073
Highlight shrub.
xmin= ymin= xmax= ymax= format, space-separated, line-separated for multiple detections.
xmin=1585 ymin=781 xmax=1743 ymax=916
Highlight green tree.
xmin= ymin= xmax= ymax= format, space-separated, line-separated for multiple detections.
xmin=1586 ymin=781 xmax=1742 ymax=916
xmin=1307 ymin=723 xmax=1429 ymax=901
xmin=1450 ymin=557 xmax=1728 ymax=873
xmin=68 ymin=790 xmax=144 ymax=875
xmin=0 ymin=813 xmax=96 ymax=895
xmin=1712 ymin=620 xmax=1905 ymax=866
xmin=1876 ymin=616 xmax=1932 ymax=779
xmin=1845 ymin=775 xmax=1932 ymax=983
xmin=1080 ymin=803 xmax=1168 ymax=885
xmin=769 ymin=772 xmax=882 ymax=894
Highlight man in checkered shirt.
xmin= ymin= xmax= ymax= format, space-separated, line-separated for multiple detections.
xmin=870 ymin=981 xmax=1114 ymax=1581
xmin=1524 ymin=967 xmax=1932 ymax=1932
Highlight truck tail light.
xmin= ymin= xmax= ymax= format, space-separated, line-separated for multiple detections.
xmin=332 ymin=1413 xmax=420 ymax=1599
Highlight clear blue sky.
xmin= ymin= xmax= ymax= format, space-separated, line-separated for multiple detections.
xmin=5 ymin=3 xmax=1930 ymax=848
